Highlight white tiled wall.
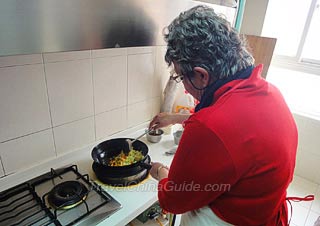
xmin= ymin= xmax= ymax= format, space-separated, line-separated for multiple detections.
xmin=45 ymin=58 xmax=94 ymax=126
xmin=154 ymin=43 xmax=170 ymax=97
xmin=0 ymin=46 xmax=169 ymax=177
xmin=0 ymin=53 xmax=42 ymax=67
xmin=294 ymin=113 xmax=320 ymax=184
xmin=53 ymin=117 xmax=95 ymax=155
xmin=0 ymin=160 xmax=4 ymax=177
xmin=0 ymin=129 xmax=55 ymax=174
xmin=150 ymin=97 xmax=162 ymax=117
xmin=92 ymin=55 xmax=127 ymax=114
xmin=128 ymin=53 xmax=155 ymax=104
xmin=127 ymin=100 xmax=153 ymax=128
xmin=95 ymin=107 xmax=127 ymax=141
xmin=0 ymin=64 xmax=51 ymax=142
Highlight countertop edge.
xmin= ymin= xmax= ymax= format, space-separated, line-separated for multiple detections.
xmin=0 ymin=122 xmax=150 ymax=192
xmin=0 ymin=122 xmax=178 ymax=226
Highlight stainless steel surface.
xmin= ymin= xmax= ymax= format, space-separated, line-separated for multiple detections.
xmin=0 ymin=165 xmax=122 ymax=226
xmin=127 ymin=125 xmax=157 ymax=149
xmin=34 ymin=169 xmax=121 ymax=225
xmin=197 ymin=0 xmax=237 ymax=7
xmin=173 ymin=130 xmax=183 ymax=145
xmin=146 ymin=129 xmax=164 ymax=143
xmin=0 ymin=0 xmax=237 ymax=56
xmin=131 ymin=128 xmax=153 ymax=144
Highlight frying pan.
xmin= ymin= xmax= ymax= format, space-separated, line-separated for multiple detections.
xmin=91 ymin=138 xmax=152 ymax=170
xmin=92 ymin=155 xmax=151 ymax=186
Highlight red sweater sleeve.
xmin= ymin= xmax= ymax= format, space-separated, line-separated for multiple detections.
xmin=158 ymin=118 xmax=238 ymax=214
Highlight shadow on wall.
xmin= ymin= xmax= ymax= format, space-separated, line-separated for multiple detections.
xmin=92 ymin=0 xmax=156 ymax=49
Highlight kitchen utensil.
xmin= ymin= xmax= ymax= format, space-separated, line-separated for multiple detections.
xmin=165 ymin=148 xmax=177 ymax=156
xmin=91 ymin=138 xmax=151 ymax=169
xmin=126 ymin=125 xmax=158 ymax=151
xmin=173 ymin=130 xmax=183 ymax=145
xmin=92 ymin=155 xmax=151 ymax=186
xmin=126 ymin=129 xmax=151 ymax=152
xmin=91 ymin=138 xmax=152 ymax=186
xmin=146 ymin=129 xmax=164 ymax=143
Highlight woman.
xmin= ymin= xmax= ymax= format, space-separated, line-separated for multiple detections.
xmin=149 ymin=5 xmax=297 ymax=226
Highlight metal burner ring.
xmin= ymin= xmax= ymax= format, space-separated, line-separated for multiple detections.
xmin=48 ymin=180 xmax=88 ymax=209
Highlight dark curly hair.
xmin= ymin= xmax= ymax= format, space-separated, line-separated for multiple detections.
xmin=164 ymin=5 xmax=254 ymax=80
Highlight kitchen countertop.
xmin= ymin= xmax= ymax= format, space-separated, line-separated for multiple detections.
xmin=86 ymin=127 xmax=179 ymax=226
xmin=0 ymin=122 xmax=180 ymax=226
xmin=0 ymin=123 xmax=180 ymax=226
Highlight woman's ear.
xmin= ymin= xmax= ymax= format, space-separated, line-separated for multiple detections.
xmin=193 ymin=67 xmax=210 ymax=87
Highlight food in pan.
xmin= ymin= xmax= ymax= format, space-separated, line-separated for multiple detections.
xmin=108 ymin=149 xmax=144 ymax=166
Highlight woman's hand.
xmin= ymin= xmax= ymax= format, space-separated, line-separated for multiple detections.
xmin=149 ymin=112 xmax=174 ymax=129
xmin=149 ymin=112 xmax=190 ymax=130
xmin=150 ymin=162 xmax=169 ymax=180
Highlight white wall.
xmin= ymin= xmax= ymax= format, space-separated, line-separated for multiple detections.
xmin=241 ymin=0 xmax=320 ymax=184
xmin=294 ymin=114 xmax=320 ymax=184
xmin=240 ymin=0 xmax=269 ymax=35
xmin=0 ymin=46 xmax=170 ymax=178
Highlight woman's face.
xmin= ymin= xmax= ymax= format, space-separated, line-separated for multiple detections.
xmin=173 ymin=62 xmax=205 ymax=101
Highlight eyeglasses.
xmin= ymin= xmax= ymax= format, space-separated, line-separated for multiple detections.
xmin=171 ymin=72 xmax=184 ymax=83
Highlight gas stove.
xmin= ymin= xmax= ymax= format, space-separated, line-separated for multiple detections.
xmin=0 ymin=165 xmax=121 ymax=226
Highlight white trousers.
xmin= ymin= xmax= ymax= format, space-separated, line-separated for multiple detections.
xmin=180 ymin=206 xmax=233 ymax=226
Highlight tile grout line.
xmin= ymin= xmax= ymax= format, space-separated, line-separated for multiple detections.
xmin=0 ymin=115 xmax=97 ymax=144
xmin=90 ymin=50 xmax=97 ymax=141
xmin=288 ymin=175 xmax=320 ymax=226
xmin=0 ymin=62 xmax=43 ymax=68
xmin=0 ymin=156 xmax=6 ymax=176
xmin=41 ymin=53 xmax=58 ymax=156
xmin=152 ymin=47 xmax=158 ymax=118
xmin=41 ymin=57 xmax=91 ymax=64
xmin=304 ymin=210 xmax=310 ymax=226
xmin=126 ymin=52 xmax=129 ymax=129
xmin=304 ymin=209 xmax=318 ymax=226
xmin=310 ymin=184 xmax=320 ymax=214
xmin=0 ymin=127 xmax=52 ymax=144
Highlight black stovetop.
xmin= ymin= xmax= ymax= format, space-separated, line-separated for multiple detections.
xmin=0 ymin=165 xmax=121 ymax=226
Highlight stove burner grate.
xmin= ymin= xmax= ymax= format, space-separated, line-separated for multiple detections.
xmin=47 ymin=181 xmax=88 ymax=210
xmin=1 ymin=165 xmax=121 ymax=226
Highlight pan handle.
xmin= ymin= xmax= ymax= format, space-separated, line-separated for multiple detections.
xmin=138 ymin=161 xmax=152 ymax=170
xmin=92 ymin=148 xmax=108 ymax=165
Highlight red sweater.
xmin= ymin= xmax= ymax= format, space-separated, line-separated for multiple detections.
xmin=158 ymin=65 xmax=297 ymax=225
